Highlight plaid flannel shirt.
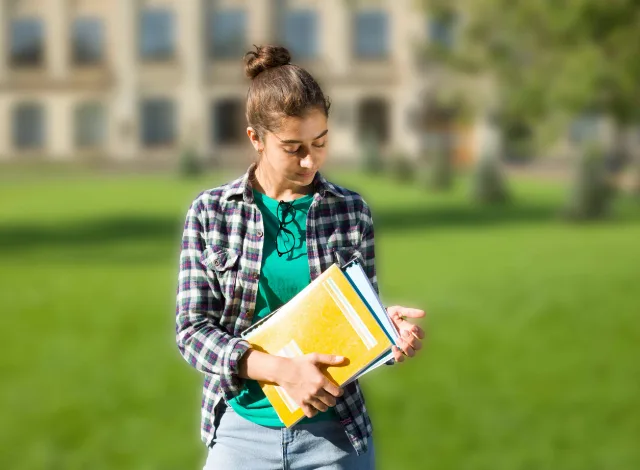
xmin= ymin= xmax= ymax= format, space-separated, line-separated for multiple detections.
xmin=175 ymin=163 xmax=378 ymax=455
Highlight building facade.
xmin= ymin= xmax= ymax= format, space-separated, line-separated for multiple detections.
xmin=0 ymin=0 xmax=480 ymax=167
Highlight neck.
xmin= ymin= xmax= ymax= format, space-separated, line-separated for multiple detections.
xmin=253 ymin=162 xmax=313 ymax=201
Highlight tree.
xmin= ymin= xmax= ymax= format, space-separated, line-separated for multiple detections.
xmin=413 ymin=90 xmax=471 ymax=192
xmin=420 ymin=0 xmax=640 ymax=212
xmin=564 ymin=142 xmax=616 ymax=219
xmin=422 ymin=0 xmax=640 ymax=124
xmin=471 ymin=116 xmax=510 ymax=204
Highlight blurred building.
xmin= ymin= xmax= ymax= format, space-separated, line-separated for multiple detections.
xmin=0 ymin=0 xmax=486 ymax=167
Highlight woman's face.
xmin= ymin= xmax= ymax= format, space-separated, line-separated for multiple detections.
xmin=249 ymin=108 xmax=329 ymax=188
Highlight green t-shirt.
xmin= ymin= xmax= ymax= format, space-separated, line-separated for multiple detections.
xmin=227 ymin=189 xmax=338 ymax=426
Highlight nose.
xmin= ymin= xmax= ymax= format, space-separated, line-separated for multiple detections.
xmin=300 ymin=154 xmax=314 ymax=169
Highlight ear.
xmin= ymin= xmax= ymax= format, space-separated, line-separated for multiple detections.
xmin=247 ymin=127 xmax=263 ymax=153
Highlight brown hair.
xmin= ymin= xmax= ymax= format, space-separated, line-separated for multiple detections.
xmin=244 ymin=45 xmax=331 ymax=140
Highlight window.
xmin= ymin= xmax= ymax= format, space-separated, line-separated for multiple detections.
xmin=13 ymin=103 xmax=45 ymax=149
xmin=353 ymin=11 xmax=388 ymax=59
xmin=139 ymin=8 xmax=175 ymax=60
xmin=75 ymin=103 xmax=106 ymax=148
xmin=282 ymin=9 xmax=318 ymax=60
xmin=357 ymin=98 xmax=390 ymax=144
xmin=212 ymin=99 xmax=245 ymax=145
xmin=428 ymin=13 xmax=457 ymax=49
xmin=10 ymin=18 xmax=44 ymax=66
xmin=73 ymin=17 xmax=104 ymax=64
xmin=209 ymin=9 xmax=246 ymax=59
xmin=141 ymin=99 xmax=176 ymax=146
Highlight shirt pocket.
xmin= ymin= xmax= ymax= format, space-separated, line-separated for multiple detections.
xmin=201 ymin=246 xmax=241 ymax=301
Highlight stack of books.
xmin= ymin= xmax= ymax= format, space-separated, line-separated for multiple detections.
xmin=241 ymin=257 xmax=400 ymax=427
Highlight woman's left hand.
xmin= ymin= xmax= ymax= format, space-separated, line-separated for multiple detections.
xmin=387 ymin=306 xmax=426 ymax=363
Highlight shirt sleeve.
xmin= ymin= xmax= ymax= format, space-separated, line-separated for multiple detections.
xmin=360 ymin=200 xmax=396 ymax=366
xmin=175 ymin=196 xmax=251 ymax=401
xmin=359 ymin=201 xmax=379 ymax=295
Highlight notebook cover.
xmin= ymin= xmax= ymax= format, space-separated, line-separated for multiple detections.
xmin=242 ymin=264 xmax=392 ymax=427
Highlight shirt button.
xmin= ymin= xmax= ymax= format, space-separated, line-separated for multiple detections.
xmin=257 ymin=230 xmax=264 ymax=238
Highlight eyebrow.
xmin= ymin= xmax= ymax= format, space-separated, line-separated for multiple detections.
xmin=277 ymin=129 xmax=329 ymax=144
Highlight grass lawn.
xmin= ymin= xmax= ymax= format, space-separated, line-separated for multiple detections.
xmin=1 ymin=170 xmax=639 ymax=470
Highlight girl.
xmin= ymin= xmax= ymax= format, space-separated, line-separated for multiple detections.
xmin=176 ymin=45 xmax=425 ymax=470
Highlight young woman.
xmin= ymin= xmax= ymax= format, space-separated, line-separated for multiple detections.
xmin=176 ymin=45 xmax=426 ymax=470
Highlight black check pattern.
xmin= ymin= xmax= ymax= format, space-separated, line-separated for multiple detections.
xmin=176 ymin=163 xmax=378 ymax=455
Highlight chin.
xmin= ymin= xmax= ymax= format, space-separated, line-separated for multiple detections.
xmin=295 ymin=172 xmax=316 ymax=185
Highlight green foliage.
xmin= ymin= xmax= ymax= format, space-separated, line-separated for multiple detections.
xmin=503 ymin=120 xmax=535 ymax=164
xmin=389 ymin=152 xmax=416 ymax=182
xmin=631 ymin=153 xmax=640 ymax=197
xmin=178 ymin=146 xmax=203 ymax=179
xmin=430 ymin=146 xmax=453 ymax=190
xmin=421 ymin=144 xmax=454 ymax=191
xmin=361 ymin=131 xmax=384 ymax=175
xmin=564 ymin=143 xmax=616 ymax=220
xmin=471 ymin=155 xmax=510 ymax=204
xmin=420 ymin=0 xmax=640 ymax=128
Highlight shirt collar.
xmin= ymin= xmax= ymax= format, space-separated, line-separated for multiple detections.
xmin=222 ymin=163 xmax=344 ymax=203
xmin=221 ymin=163 xmax=256 ymax=203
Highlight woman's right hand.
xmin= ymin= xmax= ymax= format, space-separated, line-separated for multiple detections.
xmin=276 ymin=353 xmax=344 ymax=418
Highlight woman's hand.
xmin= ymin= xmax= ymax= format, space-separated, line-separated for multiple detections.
xmin=388 ymin=306 xmax=426 ymax=363
xmin=276 ymin=353 xmax=344 ymax=418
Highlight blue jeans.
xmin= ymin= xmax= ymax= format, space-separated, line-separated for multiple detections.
xmin=203 ymin=404 xmax=375 ymax=470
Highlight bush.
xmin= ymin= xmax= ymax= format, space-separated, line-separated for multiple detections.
xmin=503 ymin=121 xmax=534 ymax=165
xmin=429 ymin=144 xmax=454 ymax=190
xmin=563 ymin=143 xmax=616 ymax=220
xmin=631 ymin=156 xmax=640 ymax=197
xmin=178 ymin=146 xmax=202 ymax=179
xmin=361 ymin=131 xmax=383 ymax=174
xmin=471 ymin=154 xmax=510 ymax=204
xmin=418 ymin=142 xmax=454 ymax=191
xmin=389 ymin=152 xmax=416 ymax=182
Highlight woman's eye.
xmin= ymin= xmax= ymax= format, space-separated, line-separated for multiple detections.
xmin=284 ymin=142 xmax=325 ymax=154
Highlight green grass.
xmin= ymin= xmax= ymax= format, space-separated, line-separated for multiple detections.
xmin=1 ymin=171 xmax=639 ymax=469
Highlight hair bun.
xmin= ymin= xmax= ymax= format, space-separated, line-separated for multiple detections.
xmin=244 ymin=45 xmax=291 ymax=80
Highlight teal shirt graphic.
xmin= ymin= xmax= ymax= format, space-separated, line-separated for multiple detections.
xmin=227 ymin=189 xmax=338 ymax=426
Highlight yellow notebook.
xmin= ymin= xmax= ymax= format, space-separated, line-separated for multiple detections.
xmin=241 ymin=262 xmax=394 ymax=427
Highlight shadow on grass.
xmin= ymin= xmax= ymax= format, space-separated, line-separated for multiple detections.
xmin=0 ymin=217 xmax=185 ymax=266
xmin=0 ymin=215 xmax=183 ymax=251
xmin=5 ymin=199 xmax=639 ymax=259
xmin=0 ymin=202 xmax=564 ymax=258
xmin=374 ymin=203 xmax=557 ymax=231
